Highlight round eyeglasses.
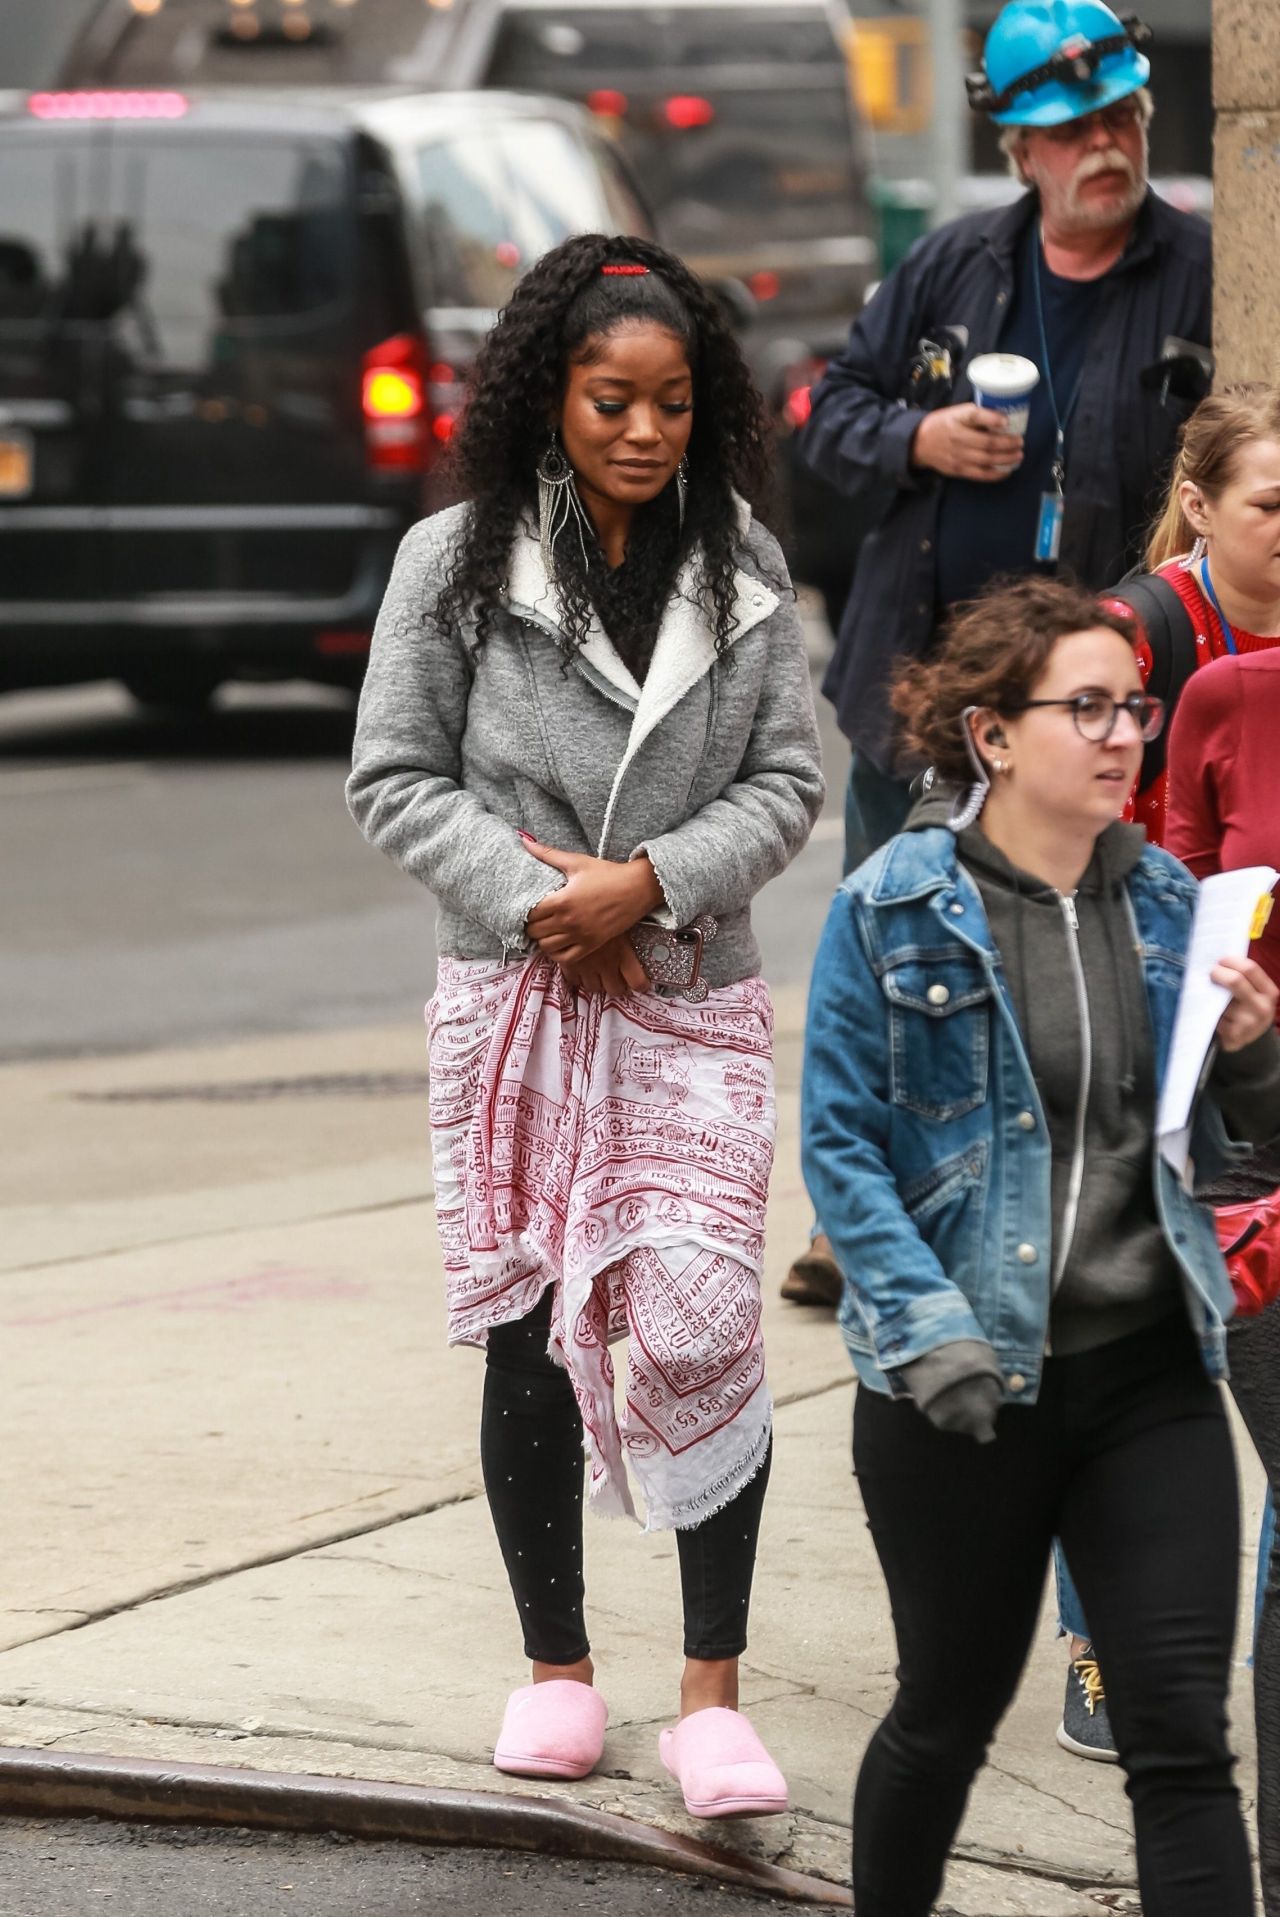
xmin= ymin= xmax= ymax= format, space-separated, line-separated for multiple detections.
xmin=1009 ymin=691 xmax=1165 ymax=742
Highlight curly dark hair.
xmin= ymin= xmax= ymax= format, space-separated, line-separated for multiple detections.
xmin=891 ymin=575 xmax=1137 ymax=781
xmin=437 ymin=232 xmax=777 ymax=661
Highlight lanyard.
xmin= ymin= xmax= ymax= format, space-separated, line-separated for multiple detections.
xmin=1198 ymin=557 xmax=1240 ymax=655
xmin=1032 ymin=224 xmax=1088 ymax=498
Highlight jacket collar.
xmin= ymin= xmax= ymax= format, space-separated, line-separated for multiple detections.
xmin=505 ymin=497 xmax=779 ymax=859
xmin=504 ymin=496 xmax=779 ymax=736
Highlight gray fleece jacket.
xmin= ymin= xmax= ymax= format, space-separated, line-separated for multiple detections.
xmin=346 ymin=503 xmax=825 ymax=985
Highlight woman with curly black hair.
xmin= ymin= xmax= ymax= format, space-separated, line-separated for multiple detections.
xmin=347 ymin=233 xmax=823 ymax=1814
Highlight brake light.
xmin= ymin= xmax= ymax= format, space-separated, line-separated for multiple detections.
xmin=663 ymin=95 xmax=715 ymax=130
xmin=314 ymin=630 xmax=372 ymax=657
xmin=748 ymin=271 xmax=781 ymax=302
xmin=588 ymin=89 xmax=628 ymax=118
xmin=27 ymin=91 xmax=189 ymax=120
xmin=781 ymin=357 xmax=827 ymax=431
xmin=784 ymin=384 xmax=814 ymax=429
xmin=362 ymin=334 xmax=430 ymax=472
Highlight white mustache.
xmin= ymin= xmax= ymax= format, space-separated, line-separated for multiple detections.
xmin=1073 ymin=148 xmax=1138 ymax=189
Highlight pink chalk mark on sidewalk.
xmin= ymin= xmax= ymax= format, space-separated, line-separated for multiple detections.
xmin=5 ymin=1264 xmax=366 ymax=1328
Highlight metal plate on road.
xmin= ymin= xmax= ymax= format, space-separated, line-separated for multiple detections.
xmin=0 ymin=430 xmax=33 ymax=498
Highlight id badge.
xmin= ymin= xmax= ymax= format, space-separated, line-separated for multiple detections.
xmin=1035 ymin=491 xmax=1064 ymax=563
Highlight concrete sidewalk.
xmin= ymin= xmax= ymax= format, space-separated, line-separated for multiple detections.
xmin=0 ymin=991 xmax=1264 ymax=1912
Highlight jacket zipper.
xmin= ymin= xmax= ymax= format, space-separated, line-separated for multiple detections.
xmin=1053 ymin=891 xmax=1092 ymax=1292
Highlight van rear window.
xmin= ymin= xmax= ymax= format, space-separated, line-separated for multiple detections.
xmin=482 ymin=5 xmax=863 ymax=253
xmin=488 ymin=6 xmax=842 ymax=75
xmin=0 ymin=132 xmax=351 ymax=353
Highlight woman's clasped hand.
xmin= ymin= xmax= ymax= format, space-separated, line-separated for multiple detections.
xmin=521 ymin=834 xmax=664 ymax=992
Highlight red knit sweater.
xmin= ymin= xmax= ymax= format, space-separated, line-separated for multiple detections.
xmin=1120 ymin=560 xmax=1280 ymax=845
xmin=1165 ymin=649 xmax=1280 ymax=1002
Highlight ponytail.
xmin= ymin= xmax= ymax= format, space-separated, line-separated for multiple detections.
xmin=1145 ymin=447 xmax=1195 ymax=569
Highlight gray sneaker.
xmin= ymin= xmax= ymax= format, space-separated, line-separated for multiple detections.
xmin=1056 ymin=1645 xmax=1118 ymax=1762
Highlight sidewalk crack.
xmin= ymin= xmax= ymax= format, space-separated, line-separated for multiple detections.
xmin=0 ymin=1489 xmax=484 ymax=1653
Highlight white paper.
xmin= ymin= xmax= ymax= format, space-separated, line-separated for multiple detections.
xmin=1157 ymin=865 xmax=1279 ymax=1177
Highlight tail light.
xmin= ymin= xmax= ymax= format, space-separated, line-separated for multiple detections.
xmin=28 ymin=90 xmax=189 ymax=120
xmin=362 ymin=334 xmax=430 ymax=472
xmin=587 ymin=89 xmax=628 ymax=119
xmin=748 ymin=270 xmax=781 ymax=303
xmin=662 ymin=95 xmax=716 ymax=130
xmin=780 ymin=357 xmax=827 ymax=431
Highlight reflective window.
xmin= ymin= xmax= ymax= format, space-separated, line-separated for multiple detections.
xmin=415 ymin=132 xmax=522 ymax=309
xmin=0 ymin=131 xmax=352 ymax=352
xmin=498 ymin=120 xmax=611 ymax=260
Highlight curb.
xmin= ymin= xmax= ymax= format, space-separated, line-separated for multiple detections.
xmin=0 ymin=1748 xmax=849 ymax=1906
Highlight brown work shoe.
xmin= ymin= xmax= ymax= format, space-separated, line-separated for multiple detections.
xmin=780 ymin=1234 xmax=843 ymax=1308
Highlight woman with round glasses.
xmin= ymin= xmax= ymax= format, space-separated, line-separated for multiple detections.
xmin=802 ymin=572 xmax=1280 ymax=1915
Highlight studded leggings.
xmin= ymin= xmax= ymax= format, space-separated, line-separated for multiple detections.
xmin=480 ymin=1291 xmax=772 ymax=1663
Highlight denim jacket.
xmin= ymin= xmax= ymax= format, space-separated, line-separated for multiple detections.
xmin=801 ymin=826 xmax=1248 ymax=1398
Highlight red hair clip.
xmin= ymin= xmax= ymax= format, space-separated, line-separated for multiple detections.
xmin=601 ymin=263 xmax=649 ymax=276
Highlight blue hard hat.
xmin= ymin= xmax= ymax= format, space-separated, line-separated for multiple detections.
xmin=968 ymin=0 xmax=1151 ymax=127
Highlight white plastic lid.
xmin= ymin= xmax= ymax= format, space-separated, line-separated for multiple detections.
xmin=967 ymin=352 xmax=1040 ymax=397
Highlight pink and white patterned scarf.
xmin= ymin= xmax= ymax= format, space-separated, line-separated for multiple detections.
xmin=428 ymin=956 xmax=775 ymax=1531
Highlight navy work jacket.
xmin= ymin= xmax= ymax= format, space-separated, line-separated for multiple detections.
xmin=803 ymin=189 xmax=1212 ymax=773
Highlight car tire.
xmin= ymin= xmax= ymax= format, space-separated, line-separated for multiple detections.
xmin=122 ymin=671 xmax=221 ymax=715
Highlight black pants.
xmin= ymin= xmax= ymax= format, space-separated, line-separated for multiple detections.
xmin=1229 ymin=1294 xmax=1280 ymax=1917
xmin=852 ymin=1317 xmax=1251 ymax=1917
xmin=481 ymin=1293 xmax=771 ymax=1663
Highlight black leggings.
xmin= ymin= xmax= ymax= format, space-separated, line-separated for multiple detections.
xmin=851 ymin=1316 xmax=1251 ymax=1917
xmin=481 ymin=1292 xmax=771 ymax=1663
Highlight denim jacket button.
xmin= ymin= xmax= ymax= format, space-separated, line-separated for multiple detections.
xmin=926 ymin=982 xmax=950 ymax=1006
xmin=1007 ymin=1372 xmax=1027 ymax=1392
xmin=949 ymin=902 xmax=964 ymax=916
xmin=1017 ymin=1110 xmax=1036 ymax=1131
xmin=1017 ymin=1242 xmax=1037 ymax=1264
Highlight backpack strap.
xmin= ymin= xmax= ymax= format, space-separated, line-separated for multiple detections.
xmin=1111 ymin=572 xmax=1199 ymax=792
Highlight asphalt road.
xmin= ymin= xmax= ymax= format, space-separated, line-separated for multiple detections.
xmin=0 ymin=1820 xmax=806 ymax=1917
xmin=0 ymin=648 xmax=846 ymax=1062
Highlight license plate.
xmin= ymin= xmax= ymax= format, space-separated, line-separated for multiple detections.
xmin=0 ymin=431 xmax=33 ymax=498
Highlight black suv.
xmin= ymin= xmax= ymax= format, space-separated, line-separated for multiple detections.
xmin=0 ymin=86 xmax=650 ymax=706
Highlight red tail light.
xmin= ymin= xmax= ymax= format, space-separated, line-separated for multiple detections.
xmin=362 ymin=334 xmax=430 ymax=472
xmin=663 ymin=95 xmax=716 ymax=130
xmin=748 ymin=270 xmax=781 ymax=302
xmin=28 ymin=90 xmax=189 ymax=120
xmin=784 ymin=383 xmax=814 ymax=428
xmin=781 ymin=357 xmax=827 ymax=431
xmin=587 ymin=89 xmax=628 ymax=118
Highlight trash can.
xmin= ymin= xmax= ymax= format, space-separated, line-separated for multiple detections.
xmin=868 ymin=177 xmax=937 ymax=276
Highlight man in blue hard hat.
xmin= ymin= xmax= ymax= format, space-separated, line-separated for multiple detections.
xmin=785 ymin=0 xmax=1208 ymax=1288
xmin=803 ymin=0 xmax=1208 ymax=854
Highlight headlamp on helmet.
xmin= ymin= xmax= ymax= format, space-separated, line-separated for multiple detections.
xmin=967 ymin=1 xmax=1152 ymax=128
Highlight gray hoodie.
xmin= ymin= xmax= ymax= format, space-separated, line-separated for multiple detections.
xmin=346 ymin=503 xmax=824 ymax=987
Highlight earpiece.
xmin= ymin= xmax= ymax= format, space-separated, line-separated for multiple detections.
xmin=985 ymin=725 xmax=1008 ymax=746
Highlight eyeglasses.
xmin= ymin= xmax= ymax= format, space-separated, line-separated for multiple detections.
xmin=1040 ymin=99 xmax=1143 ymax=145
xmin=1010 ymin=691 xmax=1165 ymax=742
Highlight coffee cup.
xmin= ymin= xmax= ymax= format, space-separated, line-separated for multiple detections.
xmin=967 ymin=352 xmax=1039 ymax=436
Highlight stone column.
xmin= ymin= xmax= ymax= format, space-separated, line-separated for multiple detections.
xmin=1213 ymin=0 xmax=1280 ymax=383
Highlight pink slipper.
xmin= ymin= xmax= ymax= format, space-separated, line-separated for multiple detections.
xmin=659 ymin=1706 xmax=789 ymax=1818
xmin=493 ymin=1680 xmax=608 ymax=1780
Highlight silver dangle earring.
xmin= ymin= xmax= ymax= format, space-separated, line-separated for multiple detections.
xmin=537 ymin=430 xmax=592 ymax=577
xmin=676 ymin=455 xmax=689 ymax=534
xmin=1187 ymin=532 xmax=1208 ymax=566
xmin=946 ymin=704 xmax=993 ymax=831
